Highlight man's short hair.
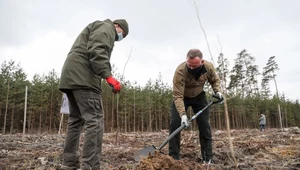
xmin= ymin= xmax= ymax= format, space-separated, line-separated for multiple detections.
xmin=186 ymin=49 xmax=203 ymax=58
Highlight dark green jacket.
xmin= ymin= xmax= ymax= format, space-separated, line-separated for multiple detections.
xmin=59 ymin=19 xmax=117 ymax=93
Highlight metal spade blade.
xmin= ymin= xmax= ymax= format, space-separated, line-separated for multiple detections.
xmin=134 ymin=145 xmax=157 ymax=162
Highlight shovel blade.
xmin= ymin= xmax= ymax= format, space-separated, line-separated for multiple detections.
xmin=134 ymin=146 xmax=157 ymax=162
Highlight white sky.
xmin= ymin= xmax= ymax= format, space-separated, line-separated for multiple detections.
xmin=0 ymin=0 xmax=299 ymax=101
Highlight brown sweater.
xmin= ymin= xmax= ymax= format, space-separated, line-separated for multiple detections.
xmin=173 ymin=60 xmax=221 ymax=116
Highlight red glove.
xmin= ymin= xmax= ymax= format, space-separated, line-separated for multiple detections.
xmin=106 ymin=76 xmax=121 ymax=93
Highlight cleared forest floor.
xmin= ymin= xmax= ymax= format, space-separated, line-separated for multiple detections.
xmin=1 ymin=128 xmax=300 ymax=170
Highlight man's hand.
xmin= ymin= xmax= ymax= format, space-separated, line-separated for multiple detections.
xmin=181 ymin=114 xmax=189 ymax=129
xmin=215 ymin=92 xmax=224 ymax=103
xmin=106 ymin=76 xmax=121 ymax=93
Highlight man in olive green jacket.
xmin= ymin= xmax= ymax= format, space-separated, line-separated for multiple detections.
xmin=169 ymin=49 xmax=223 ymax=163
xmin=59 ymin=19 xmax=129 ymax=170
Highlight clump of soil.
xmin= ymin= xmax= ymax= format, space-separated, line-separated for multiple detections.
xmin=136 ymin=151 xmax=208 ymax=170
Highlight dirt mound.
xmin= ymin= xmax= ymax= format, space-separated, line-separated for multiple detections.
xmin=136 ymin=151 xmax=209 ymax=170
xmin=1 ymin=129 xmax=300 ymax=169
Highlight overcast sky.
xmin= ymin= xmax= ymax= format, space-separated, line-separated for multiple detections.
xmin=0 ymin=0 xmax=299 ymax=101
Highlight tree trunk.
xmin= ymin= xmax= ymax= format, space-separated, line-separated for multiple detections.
xmin=217 ymin=106 xmax=221 ymax=129
xmin=116 ymin=94 xmax=119 ymax=132
xmin=28 ymin=111 xmax=32 ymax=133
xmin=104 ymin=100 xmax=108 ymax=132
xmin=38 ymin=91 xmax=43 ymax=134
xmin=124 ymin=93 xmax=127 ymax=133
xmin=50 ymin=89 xmax=53 ymax=131
xmin=133 ymin=90 xmax=136 ymax=132
xmin=277 ymin=104 xmax=282 ymax=129
xmin=165 ymin=106 xmax=168 ymax=130
xmin=10 ymin=98 xmax=15 ymax=134
xmin=0 ymin=104 xmax=2 ymax=123
xmin=111 ymin=94 xmax=115 ymax=132
xmin=155 ymin=107 xmax=157 ymax=131
xmin=273 ymin=76 xmax=283 ymax=131
xmin=159 ymin=107 xmax=162 ymax=130
xmin=284 ymin=106 xmax=288 ymax=127
xmin=233 ymin=103 xmax=237 ymax=129
xmin=45 ymin=106 xmax=48 ymax=131
xmin=3 ymin=80 xmax=10 ymax=134
xmin=39 ymin=110 xmax=42 ymax=133
xmin=142 ymin=109 xmax=144 ymax=132
xmin=148 ymin=94 xmax=152 ymax=132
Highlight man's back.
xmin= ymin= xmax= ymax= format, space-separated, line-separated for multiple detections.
xmin=59 ymin=19 xmax=116 ymax=93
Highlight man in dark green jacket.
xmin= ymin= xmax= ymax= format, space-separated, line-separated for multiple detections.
xmin=59 ymin=19 xmax=129 ymax=170
xmin=169 ymin=49 xmax=223 ymax=163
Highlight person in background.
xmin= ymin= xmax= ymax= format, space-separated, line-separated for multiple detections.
xmin=59 ymin=19 xmax=129 ymax=170
xmin=259 ymin=114 xmax=266 ymax=132
xmin=168 ymin=48 xmax=223 ymax=163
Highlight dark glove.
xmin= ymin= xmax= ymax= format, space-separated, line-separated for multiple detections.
xmin=106 ymin=76 xmax=121 ymax=93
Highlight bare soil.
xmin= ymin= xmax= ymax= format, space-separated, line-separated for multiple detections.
xmin=1 ymin=128 xmax=300 ymax=170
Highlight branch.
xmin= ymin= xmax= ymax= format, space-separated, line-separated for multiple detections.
xmin=217 ymin=35 xmax=238 ymax=168
xmin=122 ymin=46 xmax=133 ymax=78
xmin=116 ymin=46 xmax=133 ymax=138
xmin=193 ymin=2 xmax=215 ymax=65
xmin=193 ymin=3 xmax=238 ymax=167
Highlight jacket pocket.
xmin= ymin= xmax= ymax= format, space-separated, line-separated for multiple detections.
xmin=198 ymin=73 xmax=208 ymax=85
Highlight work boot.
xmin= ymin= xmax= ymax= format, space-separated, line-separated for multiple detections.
xmin=60 ymin=164 xmax=80 ymax=170
xmin=80 ymin=164 xmax=101 ymax=170
xmin=202 ymin=159 xmax=213 ymax=164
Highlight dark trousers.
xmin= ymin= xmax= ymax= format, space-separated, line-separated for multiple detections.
xmin=260 ymin=124 xmax=265 ymax=132
xmin=63 ymin=89 xmax=103 ymax=170
xmin=169 ymin=91 xmax=212 ymax=161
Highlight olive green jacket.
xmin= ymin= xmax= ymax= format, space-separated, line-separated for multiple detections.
xmin=59 ymin=19 xmax=117 ymax=93
xmin=173 ymin=60 xmax=221 ymax=116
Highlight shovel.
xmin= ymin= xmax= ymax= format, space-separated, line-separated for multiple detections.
xmin=134 ymin=94 xmax=222 ymax=162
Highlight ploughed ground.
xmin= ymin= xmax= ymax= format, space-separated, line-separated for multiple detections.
xmin=1 ymin=128 xmax=300 ymax=170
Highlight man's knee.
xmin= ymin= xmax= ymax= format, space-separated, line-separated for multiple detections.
xmin=199 ymin=124 xmax=212 ymax=139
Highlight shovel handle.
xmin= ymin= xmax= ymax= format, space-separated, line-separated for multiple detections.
xmin=189 ymin=101 xmax=213 ymax=121
xmin=157 ymin=124 xmax=186 ymax=150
